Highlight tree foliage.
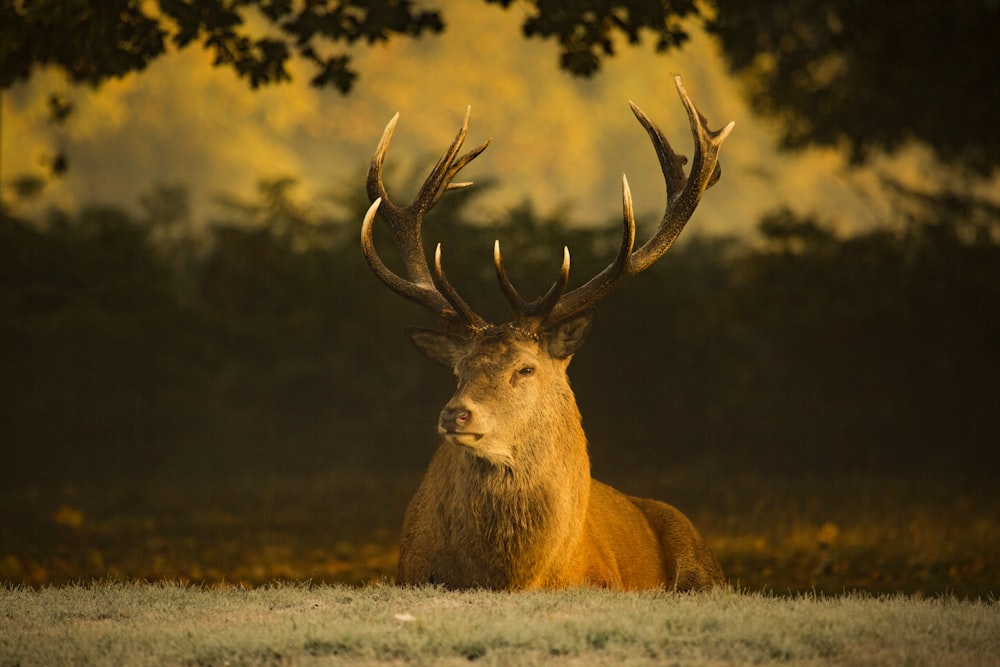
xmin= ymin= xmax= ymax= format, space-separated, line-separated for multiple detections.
xmin=2 ymin=1 xmax=997 ymax=172
xmin=0 ymin=0 xmax=444 ymax=92
xmin=706 ymin=0 xmax=999 ymax=175
xmin=486 ymin=0 xmax=698 ymax=76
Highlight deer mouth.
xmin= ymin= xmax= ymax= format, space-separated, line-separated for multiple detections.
xmin=443 ymin=431 xmax=484 ymax=447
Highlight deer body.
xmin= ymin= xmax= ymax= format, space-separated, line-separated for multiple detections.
xmin=401 ymin=457 xmax=723 ymax=590
xmin=360 ymin=76 xmax=734 ymax=591
xmin=395 ymin=323 xmax=722 ymax=590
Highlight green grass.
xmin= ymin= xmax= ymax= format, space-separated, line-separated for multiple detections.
xmin=1 ymin=582 xmax=998 ymax=666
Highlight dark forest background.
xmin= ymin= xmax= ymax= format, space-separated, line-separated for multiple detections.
xmin=3 ymin=176 xmax=998 ymax=488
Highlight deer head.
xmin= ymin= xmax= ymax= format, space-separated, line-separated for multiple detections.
xmin=361 ymin=76 xmax=734 ymax=470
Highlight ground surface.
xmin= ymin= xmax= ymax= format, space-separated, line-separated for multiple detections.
xmin=2 ymin=582 xmax=999 ymax=666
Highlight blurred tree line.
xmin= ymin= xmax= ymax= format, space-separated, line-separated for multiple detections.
xmin=2 ymin=179 xmax=997 ymax=486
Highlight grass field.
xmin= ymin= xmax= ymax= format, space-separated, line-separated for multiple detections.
xmin=2 ymin=582 xmax=999 ymax=666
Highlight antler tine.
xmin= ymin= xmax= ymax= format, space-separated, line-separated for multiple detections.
xmin=628 ymin=76 xmax=734 ymax=272
xmin=361 ymin=110 xmax=491 ymax=329
xmin=546 ymin=75 xmax=733 ymax=324
xmin=493 ymin=241 xmax=571 ymax=325
xmin=366 ymin=112 xmax=400 ymax=203
xmin=536 ymin=174 xmax=637 ymax=324
xmin=628 ymin=102 xmax=688 ymax=205
xmin=361 ymin=198 xmax=451 ymax=315
xmin=414 ymin=107 xmax=492 ymax=213
xmin=434 ymin=244 xmax=487 ymax=330
xmin=493 ymin=240 xmax=532 ymax=315
xmin=533 ymin=246 xmax=571 ymax=322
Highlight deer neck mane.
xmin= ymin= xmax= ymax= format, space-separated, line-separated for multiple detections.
xmin=439 ymin=407 xmax=590 ymax=587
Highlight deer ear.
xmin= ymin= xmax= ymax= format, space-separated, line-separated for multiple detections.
xmin=546 ymin=310 xmax=596 ymax=359
xmin=405 ymin=327 xmax=467 ymax=367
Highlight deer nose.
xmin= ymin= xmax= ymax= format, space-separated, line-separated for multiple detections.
xmin=440 ymin=406 xmax=472 ymax=433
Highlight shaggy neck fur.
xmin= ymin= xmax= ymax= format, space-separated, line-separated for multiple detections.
xmin=439 ymin=387 xmax=591 ymax=588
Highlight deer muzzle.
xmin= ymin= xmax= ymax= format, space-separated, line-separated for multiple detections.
xmin=439 ymin=405 xmax=482 ymax=446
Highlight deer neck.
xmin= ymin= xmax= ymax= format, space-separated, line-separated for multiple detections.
xmin=443 ymin=404 xmax=591 ymax=587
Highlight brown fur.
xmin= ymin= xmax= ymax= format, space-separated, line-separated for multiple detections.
xmin=397 ymin=320 xmax=724 ymax=591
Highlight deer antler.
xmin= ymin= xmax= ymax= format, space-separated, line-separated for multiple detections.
xmin=493 ymin=241 xmax=571 ymax=322
xmin=361 ymin=108 xmax=491 ymax=330
xmin=495 ymin=75 xmax=734 ymax=326
xmin=363 ymin=77 xmax=732 ymax=333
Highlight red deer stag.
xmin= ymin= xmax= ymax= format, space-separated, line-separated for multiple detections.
xmin=361 ymin=76 xmax=734 ymax=591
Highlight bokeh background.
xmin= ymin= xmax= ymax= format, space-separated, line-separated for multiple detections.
xmin=2 ymin=0 xmax=998 ymax=594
